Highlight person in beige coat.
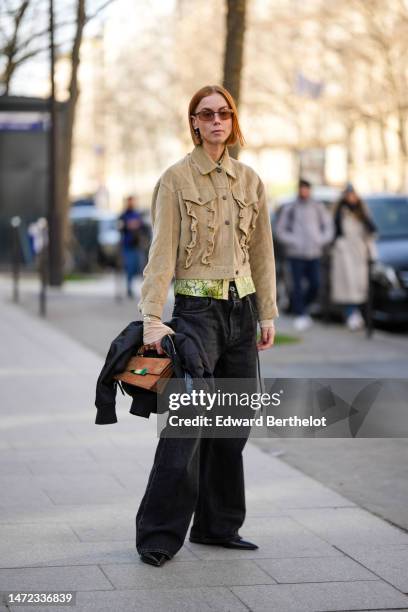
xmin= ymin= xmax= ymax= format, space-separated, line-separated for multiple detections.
xmin=331 ymin=184 xmax=377 ymax=330
xmin=135 ymin=84 xmax=278 ymax=568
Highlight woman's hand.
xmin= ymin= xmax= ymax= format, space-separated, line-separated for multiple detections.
xmin=143 ymin=315 xmax=174 ymax=355
xmin=257 ymin=325 xmax=275 ymax=351
xmin=145 ymin=340 xmax=166 ymax=355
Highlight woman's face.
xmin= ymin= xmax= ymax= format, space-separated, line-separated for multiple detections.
xmin=191 ymin=93 xmax=233 ymax=146
xmin=345 ymin=191 xmax=358 ymax=205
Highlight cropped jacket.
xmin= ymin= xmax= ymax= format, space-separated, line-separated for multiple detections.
xmin=138 ymin=145 xmax=278 ymax=322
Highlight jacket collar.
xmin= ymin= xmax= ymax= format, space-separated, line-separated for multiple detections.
xmin=191 ymin=145 xmax=236 ymax=179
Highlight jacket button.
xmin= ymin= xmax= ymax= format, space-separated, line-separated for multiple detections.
xmin=225 ymin=220 xmax=230 ymax=225
xmin=222 ymin=195 xmax=227 ymax=200
xmin=235 ymin=270 xmax=239 ymax=275
xmin=216 ymin=167 xmax=222 ymax=173
xmin=198 ymin=197 xmax=202 ymax=202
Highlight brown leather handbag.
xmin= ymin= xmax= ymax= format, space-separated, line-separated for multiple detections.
xmin=114 ymin=342 xmax=173 ymax=393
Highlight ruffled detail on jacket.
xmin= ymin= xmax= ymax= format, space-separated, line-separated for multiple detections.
xmin=236 ymin=201 xmax=260 ymax=263
xmin=184 ymin=201 xmax=198 ymax=269
xmin=201 ymin=202 xmax=216 ymax=265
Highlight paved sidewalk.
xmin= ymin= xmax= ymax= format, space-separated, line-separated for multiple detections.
xmin=1 ymin=295 xmax=408 ymax=610
xmin=2 ymin=273 xmax=408 ymax=532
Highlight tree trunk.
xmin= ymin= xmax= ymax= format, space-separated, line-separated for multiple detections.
xmin=59 ymin=0 xmax=86 ymax=266
xmin=378 ymin=118 xmax=389 ymax=190
xmin=222 ymin=0 xmax=246 ymax=159
xmin=397 ymin=107 xmax=408 ymax=192
xmin=345 ymin=121 xmax=355 ymax=183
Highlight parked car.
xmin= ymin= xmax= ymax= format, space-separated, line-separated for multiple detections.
xmin=69 ymin=206 xmax=121 ymax=271
xmin=69 ymin=205 xmax=153 ymax=273
xmin=365 ymin=194 xmax=408 ymax=324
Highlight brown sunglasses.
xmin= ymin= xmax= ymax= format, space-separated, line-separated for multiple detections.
xmin=191 ymin=109 xmax=234 ymax=122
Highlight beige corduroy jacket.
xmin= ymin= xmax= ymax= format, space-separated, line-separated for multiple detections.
xmin=138 ymin=145 xmax=278 ymax=322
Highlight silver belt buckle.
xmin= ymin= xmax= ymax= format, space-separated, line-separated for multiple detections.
xmin=229 ymin=281 xmax=237 ymax=296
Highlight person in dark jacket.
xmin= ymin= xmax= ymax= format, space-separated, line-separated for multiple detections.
xmin=118 ymin=195 xmax=144 ymax=298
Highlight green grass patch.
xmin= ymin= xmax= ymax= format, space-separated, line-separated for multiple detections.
xmin=274 ymin=333 xmax=301 ymax=345
xmin=63 ymin=272 xmax=98 ymax=281
xmin=257 ymin=332 xmax=300 ymax=345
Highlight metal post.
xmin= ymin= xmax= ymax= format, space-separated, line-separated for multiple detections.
xmin=366 ymin=258 xmax=374 ymax=339
xmin=10 ymin=216 xmax=21 ymax=303
xmin=38 ymin=218 xmax=49 ymax=317
xmin=48 ymin=0 xmax=63 ymax=286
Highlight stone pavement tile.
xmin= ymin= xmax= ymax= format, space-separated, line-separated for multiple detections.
xmin=0 ymin=523 xmax=78 ymax=545
xmin=254 ymin=555 xmax=379 ymax=583
xmin=105 ymin=471 xmax=154 ymax=491
xmin=5 ymin=431 xmax=85 ymax=451
xmin=101 ymin=559 xmax=275 ymax=589
xmin=246 ymin=478 xmax=355 ymax=510
xmin=8 ymin=586 xmax=248 ymax=612
xmin=69 ymin=521 xmax=136 ymax=543
xmin=287 ymin=507 xmax=408 ymax=547
xmin=240 ymin=516 xmax=340 ymax=539
xmin=92 ymin=462 xmax=151 ymax=481
xmin=3 ymin=472 xmax=133 ymax=507
xmin=87 ymin=442 xmax=156 ymax=464
xmin=0 ymin=461 xmax=32 ymax=476
xmin=0 ymin=541 xmax=196 ymax=569
xmin=0 ymin=502 xmax=137 ymax=524
xmin=188 ymin=530 xmax=342 ymax=561
xmin=0 ymin=300 xmax=99 ymax=370
xmin=25 ymin=459 xmax=104 ymax=476
xmin=244 ymin=444 xmax=310 ymax=480
xmin=37 ymin=474 xmax=133 ymax=505
xmin=0 ymin=565 xmax=112 ymax=591
xmin=1 ymin=487 xmax=54 ymax=508
xmin=232 ymin=580 xmax=408 ymax=611
xmin=338 ymin=546 xmax=408 ymax=592
xmin=0 ymin=448 xmax=96 ymax=463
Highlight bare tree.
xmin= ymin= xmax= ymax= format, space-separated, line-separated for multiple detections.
xmin=1 ymin=0 xmax=43 ymax=94
xmin=0 ymin=0 xmax=79 ymax=95
xmin=1 ymin=0 xmax=114 ymax=282
xmin=317 ymin=0 xmax=408 ymax=189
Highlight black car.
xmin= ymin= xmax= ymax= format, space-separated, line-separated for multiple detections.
xmin=365 ymin=194 xmax=408 ymax=324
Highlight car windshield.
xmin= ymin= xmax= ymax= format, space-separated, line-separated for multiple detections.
xmin=365 ymin=197 xmax=408 ymax=238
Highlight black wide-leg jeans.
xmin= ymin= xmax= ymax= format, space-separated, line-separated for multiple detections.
xmin=135 ymin=284 xmax=258 ymax=558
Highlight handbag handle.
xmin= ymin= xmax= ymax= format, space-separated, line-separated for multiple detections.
xmin=137 ymin=334 xmax=175 ymax=357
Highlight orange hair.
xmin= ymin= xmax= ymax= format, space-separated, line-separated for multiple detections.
xmin=188 ymin=84 xmax=245 ymax=147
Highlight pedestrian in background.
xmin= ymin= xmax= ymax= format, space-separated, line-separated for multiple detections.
xmin=275 ymin=179 xmax=334 ymax=331
xmin=331 ymin=184 xmax=377 ymax=331
xmin=118 ymin=195 xmax=143 ymax=298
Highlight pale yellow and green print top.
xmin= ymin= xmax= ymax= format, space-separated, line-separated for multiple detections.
xmin=174 ymin=277 xmax=256 ymax=300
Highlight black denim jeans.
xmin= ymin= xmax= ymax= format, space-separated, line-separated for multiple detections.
xmin=135 ymin=284 xmax=258 ymax=558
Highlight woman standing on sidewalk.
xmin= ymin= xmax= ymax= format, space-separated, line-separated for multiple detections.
xmin=136 ymin=85 xmax=278 ymax=567
xmin=331 ymin=184 xmax=377 ymax=330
